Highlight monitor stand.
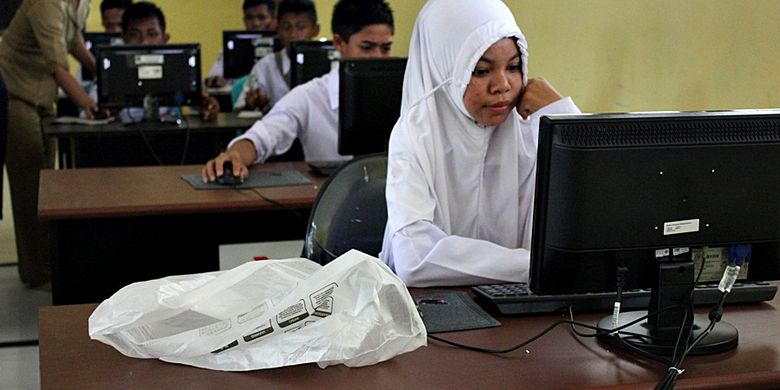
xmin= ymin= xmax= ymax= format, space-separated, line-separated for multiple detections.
xmin=597 ymin=258 xmax=738 ymax=356
xmin=122 ymin=95 xmax=183 ymax=125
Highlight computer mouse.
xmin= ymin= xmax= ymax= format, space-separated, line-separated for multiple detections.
xmin=217 ymin=161 xmax=242 ymax=186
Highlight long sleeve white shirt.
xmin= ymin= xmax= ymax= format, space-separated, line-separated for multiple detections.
xmin=233 ymin=50 xmax=290 ymax=111
xmin=228 ymin=65 xmax=351 ymax=163
xmin=382 ymin=98 xmax=580 ymax=287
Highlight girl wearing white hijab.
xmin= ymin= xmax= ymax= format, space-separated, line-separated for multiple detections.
xmin=380 ymin=0 xmax=581 ymax=287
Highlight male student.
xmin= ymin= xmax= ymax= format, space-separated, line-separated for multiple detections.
xmin=202 ymin=0 xmax=394 ymax=182
xmin=233 ymin=0 xmax=320 ymax=112
xmin=100 ymin=0 xmax=133 ymax=33
xmin=204 ymin=0 xmax=277 ymax=88
xmin=108 ymin=1 xmax=219 ymax=120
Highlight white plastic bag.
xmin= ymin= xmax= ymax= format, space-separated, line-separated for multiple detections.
xmin=88 ymin=250 xmax=427 ymax=370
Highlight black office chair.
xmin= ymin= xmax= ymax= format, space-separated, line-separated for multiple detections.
xmin=302 ymin=152 xmax=388 ymax=265
xmin=0 ymin=74 xmax=7 ymax=220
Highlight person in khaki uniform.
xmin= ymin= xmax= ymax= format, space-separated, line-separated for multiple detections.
xmin=0 ymin=0 xmax=99 ymax=287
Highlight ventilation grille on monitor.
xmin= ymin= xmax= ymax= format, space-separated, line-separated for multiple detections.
xmin=559 ymin=118 xmax=780 ymax=147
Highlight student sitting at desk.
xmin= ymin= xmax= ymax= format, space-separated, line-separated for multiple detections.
xmin=233 ymin=0 xmax=320 ymax=112
xmin=89 ymin=1 xmax=220 ymax=121
xmin=100 ymin=0 xmax=133 ymax=33
xmin=380 ymin=0 xmax=581 ymax=287
xmin=204 ymin=0 xmax=278 ymax=89
xmin=202 ymin=0 xmax=394 ymax=182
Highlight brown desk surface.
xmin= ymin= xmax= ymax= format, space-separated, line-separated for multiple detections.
xmin=38 ymin=162 xmax=325 ymax=220
xmin=39 ymin=288 xmax=780 ymax=390
xmin=42 ymin=112 xmax=255 ymax=137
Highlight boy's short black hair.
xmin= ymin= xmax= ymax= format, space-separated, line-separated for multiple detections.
xmin=101 ymin=0 xmax=132 ymax=14
xmin=332 ymin=0 xmax=393 ymax=43
xmin=277 ymin=0 xmax=317 ymax=24
xmin=121 ymin=1 xmax=166 ymax=34
xmin=243 ymin=0 xmax=276 ymax=14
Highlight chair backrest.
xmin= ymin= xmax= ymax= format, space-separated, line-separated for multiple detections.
xmin=302 ymin=153 xmax=388 ymax=265
xmin=0 ymin=74 xmax=7 ymax=220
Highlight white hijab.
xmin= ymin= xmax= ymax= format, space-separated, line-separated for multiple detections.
xmin=384 ymin=0 xmax=537 ymax=250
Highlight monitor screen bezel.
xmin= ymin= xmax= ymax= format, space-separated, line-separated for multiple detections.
xmin=96 ymin=43 xmax=203 ymax=109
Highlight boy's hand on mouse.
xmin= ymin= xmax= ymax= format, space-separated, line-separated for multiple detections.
xmin=516 ymin=78 xmax=563 ymax=119
xmin=203 ymin=150 xmax=249 ymax=183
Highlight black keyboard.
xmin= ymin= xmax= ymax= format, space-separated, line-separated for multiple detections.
xmin=472 ymin=281 xmax=778 ymax=315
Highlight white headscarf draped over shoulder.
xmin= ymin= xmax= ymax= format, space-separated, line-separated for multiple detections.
xmin=383 ymin=0 xmax=537 ymax=253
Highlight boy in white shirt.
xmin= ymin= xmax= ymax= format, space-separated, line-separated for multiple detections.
xmin=233 ymin=0 xmax=320 ymax=112
xmin=203 ymin=0 xmax=394 ymax=182
xmin=204 ymin=0 xmax=277 ymax=88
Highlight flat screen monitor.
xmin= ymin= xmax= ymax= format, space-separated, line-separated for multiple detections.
xmin=81 ymin=32 xmax=122 ymax=80
xmin=222 ymin=30 xmax=279 ymax=79
xmin=531 ymin=109 xmax=780 ymax=356
xmin=96 ymin=44 xmax=202 ymax=109
xmin=338 ymin=57 xmax=406 ymax=156
xmin=289 ymin=40 xmax=340 ymax=88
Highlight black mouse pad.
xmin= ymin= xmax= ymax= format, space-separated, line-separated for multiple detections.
xmin=181 ymin=170 xmax=312 ymax=190
xmin=411 ymin=290 xmax=501 ymax=333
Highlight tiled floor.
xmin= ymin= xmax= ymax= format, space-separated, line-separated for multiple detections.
xmin=0 ymin=265 xmax=47 ymax=390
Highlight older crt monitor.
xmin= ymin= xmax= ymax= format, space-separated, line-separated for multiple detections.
xmin=531 ymin=110 xmax=780 ymax=355
xmin=338 ymin=57 xmax=406 ymax=156
xmin=289 ymin=40 xmax=339 ymax=88
xmin=97 ymin=44 xmax=202 ymax=109
xmin=81 ymin=32 xmax=122 ymax=80
xmin=222 ymin=30 xmax=279 ymax=79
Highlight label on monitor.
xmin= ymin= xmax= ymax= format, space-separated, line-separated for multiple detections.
xmin=134 ymin=54 xmax=164 ymax=65
xmin=663 ymin=218 xmax=700 ymax=235
xmin=138 ymin=65 xmax=163 ymax=80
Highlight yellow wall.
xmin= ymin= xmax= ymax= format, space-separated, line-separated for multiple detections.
xmin=83 ymin=0 xmax=780 ymax=113
xmin=507 ymin=0 xmax=780 ymax=112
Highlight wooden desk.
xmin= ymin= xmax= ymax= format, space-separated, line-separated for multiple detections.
xmin=39 ymin=290 xmax=780 ymax=389
xmin=38 ymin=163 xmax=325 ymax=305
xmin=43 ymin=112 xmax=256 ymax=168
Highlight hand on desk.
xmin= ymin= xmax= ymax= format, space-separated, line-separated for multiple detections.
xmin=203 ymin=150 xmax=250 ymax=183
xmin=244 ymin=87 xmax=270 ymax=111
xmin=200 ymin=92 xmax=220 ymax=122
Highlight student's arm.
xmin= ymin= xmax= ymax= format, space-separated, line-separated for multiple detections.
xmin=389 ymin=220 xmax=529 ymax=287
xmin=202 ymin=87 xmax=305 ymax=182
xmin=200 ymin=93 xmax=220 ymax=121
xmin=233 ymin=59 xmax=269 ymax=111
xmin=517 ymin=77 xmax=565 ymax=119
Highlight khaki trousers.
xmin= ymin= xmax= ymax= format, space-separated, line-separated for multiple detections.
xmin=5 ymin=97 xmax=54 ymax=286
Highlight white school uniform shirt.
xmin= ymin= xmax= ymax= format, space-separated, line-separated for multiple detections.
xmin=379 ymin=0 xmax=581 ymax=287
xmin=229 ymin=65 xmax=350 ymax=163
xmin=206 ymin=51 xmax=224 ymax=79
xmin=233 ymin=50 xmax=290 ymax=111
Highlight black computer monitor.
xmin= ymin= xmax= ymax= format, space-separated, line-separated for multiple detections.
xmin=531 ymin=110 xmax=780 ymax=356
xmin=338 ymin=57 xmax=406 ymax=156
xmin=222 ymin=30 xmax=279 ymax=79
xmin=96 ymin=44 xmax=203 ymax=111
xmin=289 ymin=40 xmax=339 ymax=88
xmin=81 ymin=32 xmax=122 ymax=80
